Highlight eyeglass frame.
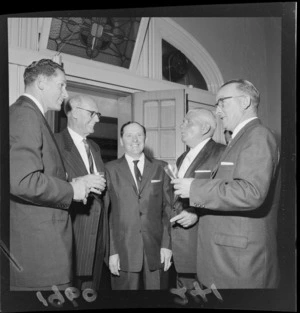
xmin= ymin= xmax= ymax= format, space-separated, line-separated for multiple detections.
xmin=215 ymin=95 xmax=246 ymax=108
xmin=75 ymin=107 xmax=102 ymax=119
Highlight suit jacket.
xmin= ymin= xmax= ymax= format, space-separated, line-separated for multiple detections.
xmin=105 ymin=155 xmax=172 ymax=272
xmin=171 ymin=139 xmax=225 ymax=273
xmin=9 ymin=96 xmax=74 ymax=289
xmin=54 ymin=128 xmax=108 ymax=289
xmin=190 ymin=119 xmax=280 ymax=288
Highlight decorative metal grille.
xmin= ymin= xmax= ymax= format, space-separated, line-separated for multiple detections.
xmin=47 ymin=17 xmax=141 ymax=68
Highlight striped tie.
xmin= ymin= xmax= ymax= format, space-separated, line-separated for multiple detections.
xmin=83 ymin=139 xmax=94 ymax=174
xmin=133 ymin=160 xmax=142 ymax=190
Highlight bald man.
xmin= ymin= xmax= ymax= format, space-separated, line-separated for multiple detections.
xmin=172 ymin=79 xmax=281 ymax=289
xmin=170 ymin=109 xmax=225 ymax=291
xmin=55 ymin=95 xmax=108 ymax=291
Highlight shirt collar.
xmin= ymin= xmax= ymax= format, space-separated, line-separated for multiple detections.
xmin=67 ymin=126 xmax=86 ymax=145
xmin=23 ymin=93 xmax=45 ymax=116
xmin=125 ymin=153 xmax=145 ymax=164
xmin=187 ymin=137 xmax=211 ymax=159
xmin=232 ymin=117 xmax=258 ymax=139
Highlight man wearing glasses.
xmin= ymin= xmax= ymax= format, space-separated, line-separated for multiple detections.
xmin=172 ymin=79 xmax=281 ymax=289
xmin=55 ymin=95 xmax=108 ymax=291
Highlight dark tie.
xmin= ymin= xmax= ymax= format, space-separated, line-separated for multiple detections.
xmin=83 ymin=139 xmax=94 ymax=174
xmin=133 ymin=160 xmax=142 ymax=190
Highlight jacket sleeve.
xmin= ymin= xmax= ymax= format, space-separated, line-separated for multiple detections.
xmin=190 ymin=127 xmax=279 ymax=212
xmin=160 ymin=164 xmax=172 ymax=249
xmin=10 ymin=106 xmax=73 ymax=208
xmin=105 ymin=167 xmax=118 ymax=256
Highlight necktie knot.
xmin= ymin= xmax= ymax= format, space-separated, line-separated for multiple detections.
xmin=83 ymin=138 xmax=89 ymax=151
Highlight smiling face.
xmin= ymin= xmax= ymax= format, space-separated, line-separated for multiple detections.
xmin=42 ymin=69 xmax=68 ymax=111
xmin=120 ymin=123 xmax=146 ymax=158
xmin=215 ymin=83 xmax=245 ymax=132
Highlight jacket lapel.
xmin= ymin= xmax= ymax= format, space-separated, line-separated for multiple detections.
xmin=88 ymin=138 xmax=105 ymax=173
xmin=184 ymin=139 xmax=214 ymax=178
xmin=139 ymin=156 xmax=153 ymax=194
xmin=177 ymin=150 xmax=189 ymax=170
xmin=211 ymin=119 xmax=261 ymax=178
xmin=61 ymin=129 xmax=88 ymax=177
xmin=118 ymin=155 xmax=139 ymax=195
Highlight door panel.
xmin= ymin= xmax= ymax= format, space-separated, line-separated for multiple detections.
xmin=133 ymin=89 xmax=185 ymax=165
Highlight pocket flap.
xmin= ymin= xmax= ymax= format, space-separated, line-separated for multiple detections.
xmin=214 ymin=233 xmax=248 ymax=248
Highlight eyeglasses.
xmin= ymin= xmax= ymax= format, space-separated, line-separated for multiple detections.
xmin=75 ymin=107 xmax=101 ymax=119
xmin=215 ymin=95 xmax=246 ymax=108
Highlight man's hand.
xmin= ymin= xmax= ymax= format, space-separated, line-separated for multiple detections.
xmin=170 ymin=210 xmax=198 ymax=228
xmin=171 ymin=178 xmax=194 ymax=198
xmin=160 ymin=248 xmax=172 ymax=271
xmin=74 ymin=174 xmax=106 ymax=195
xmin=70 ymin=179 xmax=89 ymax=204
xmin=109 ymin=254 xmax=120 ymax=276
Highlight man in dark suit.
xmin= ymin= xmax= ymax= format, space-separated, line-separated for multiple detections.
xmin=9 ymin=59 xmax=90 ymax=291
xmin=105 ymin=121 xmax=172 ymax=290
xmin=170 ymin=109 xmax=225 ymax=290
xmin=172 ymin=79 xmax=281 ymax=289
xmin=54 ymin=95 xmax=108 ymax=291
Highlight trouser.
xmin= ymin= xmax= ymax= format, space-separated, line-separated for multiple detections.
xmin=111 ymin=252 xmax=162 ymax=290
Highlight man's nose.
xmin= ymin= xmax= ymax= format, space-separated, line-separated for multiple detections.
xmin=63 ymin=88 xmax=68 ymax=99
xmin=215 ymin=106 xmax=222 ymax=115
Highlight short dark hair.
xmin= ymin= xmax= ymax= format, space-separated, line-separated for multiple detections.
xmin=120 ymin=121 xmax=146 ymax=137
xmin=23 ymin=59 xmax=65 ymax=87
xmin=221 ymin=79 xmax=260 ymax=107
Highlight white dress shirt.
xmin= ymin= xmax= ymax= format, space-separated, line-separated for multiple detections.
xmin=177 ymin=137 xmax=211 ymax=178
xmin=125 ymin=153 xmax=145 ymax=188
xmin=68 ymin=127 xmax=97 ymax=174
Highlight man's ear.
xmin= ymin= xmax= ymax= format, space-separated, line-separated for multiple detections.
xmin=120 ymin=137 xmax=124 ymax=147
xmin=242 ymin=95 xmax=251 ymax=110
xmin=37 ymin=75 xmax=46 ymax=91
xmin=71 ymin=106 xmax=79 ymax=119
xmin=201 ymin=122 xmax=211 ymax=135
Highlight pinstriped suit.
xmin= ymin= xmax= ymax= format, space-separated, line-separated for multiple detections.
xmin=55 ymin=128 xmax=108 ymax=290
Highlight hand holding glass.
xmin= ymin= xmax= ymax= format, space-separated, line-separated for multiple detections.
xmin=164 ymin=163 xmax=178 ymax=179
